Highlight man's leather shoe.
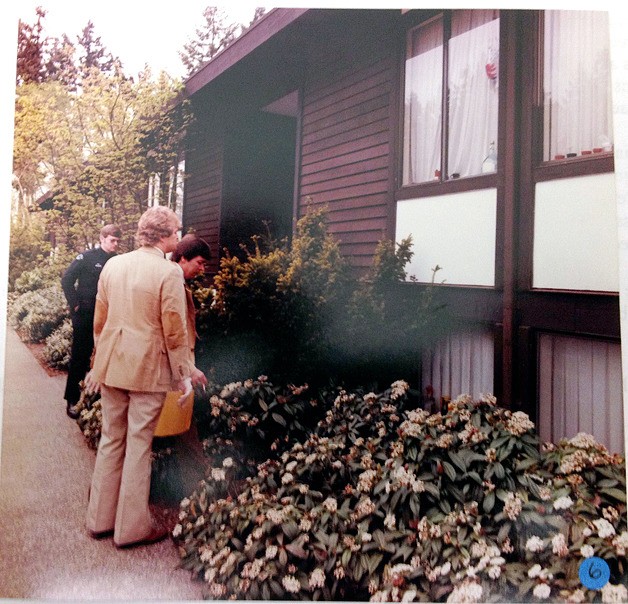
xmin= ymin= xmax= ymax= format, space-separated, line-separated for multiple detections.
xmin=114 ymin=525 xmax=168 ymax=549
xmin=66 ymin=403 xmax=80 ymax=419
xmin=89 ymin=528 xmax=114 ymax=540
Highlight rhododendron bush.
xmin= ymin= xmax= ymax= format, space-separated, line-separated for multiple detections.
xmin=174 ymin=380 xmax=627 ymax=602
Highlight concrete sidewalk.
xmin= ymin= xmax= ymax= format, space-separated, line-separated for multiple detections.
xmin=0 ymin=326 xmax=204 ymax=600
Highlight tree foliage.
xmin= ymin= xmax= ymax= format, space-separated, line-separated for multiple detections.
xmin=179 ymin=7 xmax=267 ymax=77
xmin=11 ymin=8 xmax=193 ymax=264
xmin=16 ymin=7 xmax=47 ymax=85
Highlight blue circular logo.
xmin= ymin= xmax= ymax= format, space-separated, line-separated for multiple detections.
xmin=579 ymin=557 xmax=610 ymax=590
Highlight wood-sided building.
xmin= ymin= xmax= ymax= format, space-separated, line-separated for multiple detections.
xmin=181 ymin=8 xmax=623 ymax=451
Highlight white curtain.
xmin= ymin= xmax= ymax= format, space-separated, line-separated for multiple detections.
xmin=543 ymin=11 xmax=613 ymax=160
xmin=421 ymin=328 xmax=494 ymax=402
xmin=538 ymin=334 xmax=624 ymax=453
xmin=447 ymin=10 xmax=499 ymax=179
xmin=403 ymin=16 xmax=443 ymax=185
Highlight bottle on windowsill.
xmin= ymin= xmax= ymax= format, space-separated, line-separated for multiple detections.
xmin=481 ymin=141 xmax=497 ymax=173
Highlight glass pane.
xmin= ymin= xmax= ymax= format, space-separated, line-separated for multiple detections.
xmin=403 ymin=16 xmax=443 ymax=185
xmin=543 ymin=11 xmax=613 ymax=161
xmin=447 ymin=10 xmax=499 ymax=179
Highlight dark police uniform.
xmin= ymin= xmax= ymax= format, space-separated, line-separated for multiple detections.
xmin=61 ymin=246 xmax=116 ymax=410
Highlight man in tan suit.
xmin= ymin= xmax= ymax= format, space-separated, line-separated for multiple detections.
xmin=84 ymin=206 xmax=193 ymax=548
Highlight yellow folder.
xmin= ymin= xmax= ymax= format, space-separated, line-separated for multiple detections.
xmin=154 ymin=390 xmax=194 ymax=437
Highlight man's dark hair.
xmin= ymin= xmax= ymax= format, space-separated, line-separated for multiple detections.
xmin=172 ymin=234 xmax=212 ymax=263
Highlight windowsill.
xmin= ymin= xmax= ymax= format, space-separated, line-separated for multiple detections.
xmin=397 ymin=173 xmax=498 ymax=200
xmin=534 ymin=154 xmax=614 ymax=182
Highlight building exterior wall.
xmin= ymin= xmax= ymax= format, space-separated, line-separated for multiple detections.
xmin=297 ymin=32 xmax=397 ymax=273
xmin=182 ymin=131 xmax=223 ymax=275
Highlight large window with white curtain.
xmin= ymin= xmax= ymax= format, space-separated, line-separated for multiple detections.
xmin=421 ymin=328 xmax=494 ymax=403
xmin=542 ymin=11 xmax=613 ymax=162
xmin=403 ymin=10 xmax=499 ymax=185
xmin=538 ymin=333 xmax=623 ymax=453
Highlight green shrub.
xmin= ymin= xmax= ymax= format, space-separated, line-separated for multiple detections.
xmin=13 ymin=267 xmax=58 ymax=294
xmin=174 ymin=387 xmax=627 ymax=602
xmin=43 ymin=318 xmax=72 ymax=369
xmin=8 ymin=285 xmax=69 ymax=342
xmin=196 ymin=207 xmax=442 ymax=388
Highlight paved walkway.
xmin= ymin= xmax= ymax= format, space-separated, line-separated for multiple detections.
xmin=0 ymin=326 xmax=204 ymax=600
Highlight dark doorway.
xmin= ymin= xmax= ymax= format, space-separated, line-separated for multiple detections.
xmin=220 ymin=108 xmax=297 ymax=256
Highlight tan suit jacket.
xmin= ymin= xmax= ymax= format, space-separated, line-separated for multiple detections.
xmin=91 ymin=246 xmax=192 ymax=392
xmin=184 ymin=285 xmax=197 ymax=363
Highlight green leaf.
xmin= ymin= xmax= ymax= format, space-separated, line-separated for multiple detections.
xmin=483 ymin=490 xmax=495 ymax=513
xmin=601 ymin=487 xmax=627 ymax=503
xmin=285 ymin=543 xmax=308 ymax=560
xmin=442 ymin=461 xmax=457 ymax=481
xmin=271 ymin=412 xmax=287 ymax=427
xmin=448 ymin=451 xmax=467 ymax=472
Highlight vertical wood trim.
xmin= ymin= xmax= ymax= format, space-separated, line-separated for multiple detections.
xmin=499 ymin=10 xmax=521 ymax=408
xmin=517 ymin=11 xmax=540 ymax=291
xmin=387 ymin=23 xmax=405 ymax=240
xmin=292 ymin=88 xmax=304 ymax=235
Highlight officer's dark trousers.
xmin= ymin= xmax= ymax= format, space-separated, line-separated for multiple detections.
xmin=64 ymin=309 xmax=94 ymax=406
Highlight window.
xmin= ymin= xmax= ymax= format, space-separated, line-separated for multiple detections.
xmin=542 ymin=11 xmax=613 ymax=163
xmin=403 ymin=10 xmax=500 ymax=185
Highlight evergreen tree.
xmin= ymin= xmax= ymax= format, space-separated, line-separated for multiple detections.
xmin=250 ymin=7 xmax=267 ymax=26
xmin=16 ymin=7 xmax=47 ymax=85
xmin=179 ymin=7 xmax=240 ymax=77
xmin=45 ymin=34 xmax=79 ymax=90
xmin=77 ymin=21 xmax=116 ymax=77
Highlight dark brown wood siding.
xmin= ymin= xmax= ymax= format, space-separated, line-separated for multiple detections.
xmin=298 ymin=44 xmax=396 ymax=273
xmin=182 ymin=134 xmax=223 ymax=275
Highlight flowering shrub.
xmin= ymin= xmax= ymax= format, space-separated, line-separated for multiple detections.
xmin=193 ymin=377 xmax=322 ymax=482
xmin=174 ymin=386 xmax=627 ymax=602
xmin=43 ymin=318 xmax=72 ymax=369
xmin=74 ymin=387 xmax=102 ymax=450
xmin=8 ymin=285 xmax=69 ymax=342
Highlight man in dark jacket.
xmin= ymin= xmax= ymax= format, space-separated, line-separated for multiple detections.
xmin=61 ymin=224 xmax=121 ymax=418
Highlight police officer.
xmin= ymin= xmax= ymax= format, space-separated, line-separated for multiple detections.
xmin=61 ymin=224 xmax=121 ymax=418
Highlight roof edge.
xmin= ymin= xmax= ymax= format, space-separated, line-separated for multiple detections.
xmin=185 ymin=8 xmax=309 ymax=96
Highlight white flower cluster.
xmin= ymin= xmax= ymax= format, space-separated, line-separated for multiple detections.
xmin=612 ymin=530 xmax=628 ymax=555
xmin=323 ymin=497 xmax=338 ymax=513
xmin=446 ymin=579 xmax=483 ymax=603
xmin=309 ymin=567 xmax=325 ymax=590
xmin=552 ymin=495 xmax=573 ymax=510
xmin=333 ymin=390 xmax=355 ymax=408
xmin=533 ymin=583 xmax=551 ymax=599
xmin=551 ymin=532 xmax=568 ymax=557
xmin=568 ymin=432 xmax=602 ymax=450
xmin=504 ymin=411 xmax=535 ymax=435
xmin=357 ymin=469 xmax=378 ymax=493
xmin=219 ymin=381 xmax=242 ymax=399
xmin=352 ymin=496 xmax=377 ymax=521
xmin=459 ymin=422 xmax=487 ymax=445
xmin=594 ymin=518 xmax=616 ymax=539
xmin=390 ymin=380 xmax=409 ymax=400
xmin=528 ymin=564 xmax=553 ymax=581
xmin=386 ymin=465 xmax=426 ymax=494
xmin=282 ymin=575 xmax=300 ymax=594
xmin=503 ymin=492 xmax=523 ymax=520
xmin=601 ymin=582 xmax=628 ymax=603
xmin=526 ymin=535 xmax=545 ymax=553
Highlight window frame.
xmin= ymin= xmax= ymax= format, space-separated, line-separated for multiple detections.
xmin=396 ymin=9 xmax=501 ymax=201
xmin=532 ymin=11 xmax=614 ymax=184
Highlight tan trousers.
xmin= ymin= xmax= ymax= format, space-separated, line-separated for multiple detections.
xmin=86 ymin=385 xmax=165 ymax=546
